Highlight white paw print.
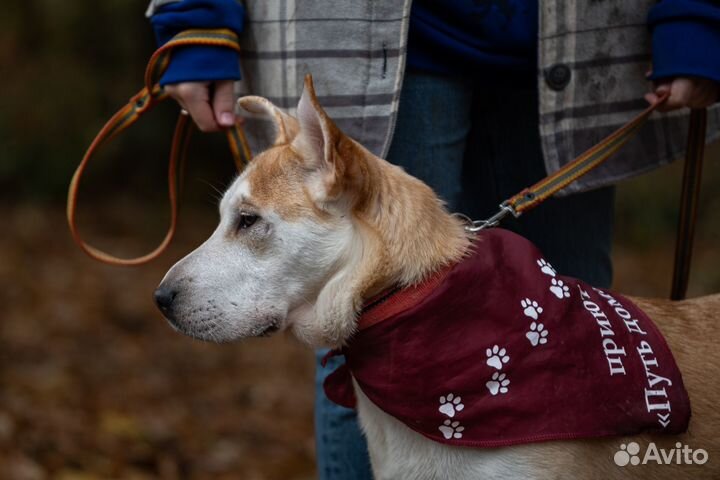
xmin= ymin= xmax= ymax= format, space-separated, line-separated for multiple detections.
xmin=537 ymin=259 xmax=556 ymax=277
xmin=486 ymin=372 xmax=510 ymax=396
xmin=525 ymin=322 xmax=549 ymax=346
xmin=520 ymin=298 xmax=543 ymax=320
xmin=438 ymin=419 xmax=465 ymax=439
xmin=550 ymin=278 xmax=571 ymax=299
xmin=485 ymin=345 xmax=509 ymax=370
xmin=438 ymin=393 xmax=464 ymax=418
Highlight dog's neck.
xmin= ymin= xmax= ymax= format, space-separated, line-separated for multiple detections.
xmin=310 ymin=144 xmax=471 ymax=346
xmin=358 ymin=155 xmax=472 ymax=295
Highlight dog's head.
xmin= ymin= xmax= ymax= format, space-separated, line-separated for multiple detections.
xmin=155 ymin=76 xmax=380 ymax=346
xmin=155 ymin=76 xmax=469 ymax=347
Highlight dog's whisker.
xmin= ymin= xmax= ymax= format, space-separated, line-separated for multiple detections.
xmin=196 ymin=178 xmax=228 ymax=204
xmin=298 ymin=294 xmax=315 ymax=307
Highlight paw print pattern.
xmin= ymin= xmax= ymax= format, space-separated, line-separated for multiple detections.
xmin=537 ymin=259 xmax=556 ymax=277
xmin=486 ymin=372 xmax=510 ymax=396
xmin=485 ymin=345 xmax=510 ymax=370
xmin=550 ymin=278 xmax=571 ymax=299
xmin=525 ymin=322 xmax=549 ymax=346
xmin=438 ymin=393 xmax=464 ymax=418
xmin=520 ymin=298 xmax=543 ymax=320
xmin=438 ymin=419 xmax=465 ymax=439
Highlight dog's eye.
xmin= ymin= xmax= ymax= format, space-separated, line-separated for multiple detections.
xmin=237 ymin=212 xmax=259 ymax=231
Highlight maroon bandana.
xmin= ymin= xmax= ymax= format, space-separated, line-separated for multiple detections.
xmin=324 ymin=229 xmax=691 ymax=448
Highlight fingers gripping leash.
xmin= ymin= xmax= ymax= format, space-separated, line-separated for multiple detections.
xmin=67 ymin=29 xmax=252 ymax=266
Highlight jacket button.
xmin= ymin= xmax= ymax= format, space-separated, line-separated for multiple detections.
xmin=545 ymin=64 xmax=572 ymax=91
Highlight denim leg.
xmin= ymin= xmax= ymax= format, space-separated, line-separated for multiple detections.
xmin=314 ymin=349 xmax=372 ymax=480
xmin=460 ymin=86 xmax=614 ymax=288
xmin=313 ymin=71 xmax=475 ymax=480
xmin=386 ymin=72 xmax=475 ymax=208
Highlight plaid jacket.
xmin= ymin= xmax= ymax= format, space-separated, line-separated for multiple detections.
xmin=149 ymin=0 xmax=719 ymax=193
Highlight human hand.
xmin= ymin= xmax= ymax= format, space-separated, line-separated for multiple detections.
xmin=645 ymin=75 xmax=719 ymax=112
xmin=165 ymin=80 xmax=242 ymax=132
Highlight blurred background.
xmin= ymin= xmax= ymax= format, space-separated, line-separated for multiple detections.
xmin=0 ymin=1 xmax=718 ymax=479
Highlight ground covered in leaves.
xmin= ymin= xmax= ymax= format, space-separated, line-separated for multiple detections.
xmin=0 ymin=204 xmax=316 ymax=480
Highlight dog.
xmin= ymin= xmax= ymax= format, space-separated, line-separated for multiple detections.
xmin=155 ymin=76 xmax=720 ymax=479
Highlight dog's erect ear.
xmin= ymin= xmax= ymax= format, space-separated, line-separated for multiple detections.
xmin=295 ymin=75 xmax=334 ymax=166
xmin=295 ymin=74 xmax=355 ymax=200
xmin=237 ymin=95 xmax=299 ymax=145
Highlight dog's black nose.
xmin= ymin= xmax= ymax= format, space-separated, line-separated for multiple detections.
xmin=154 ymin=285 xmax=178 ymax=311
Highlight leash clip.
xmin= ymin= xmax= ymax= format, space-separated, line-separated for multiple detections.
xmin=462 ymin=202 xmax=518 ymax=233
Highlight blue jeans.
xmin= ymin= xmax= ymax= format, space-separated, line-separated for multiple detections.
xmin=314 ymin=72 xmax=614 ymax=479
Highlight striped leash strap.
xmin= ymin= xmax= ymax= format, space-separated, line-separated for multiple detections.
xmin=67 ymin=29 xmax=252 ymax=266
xmin=466 ymin=91 xmax=672 ymax=231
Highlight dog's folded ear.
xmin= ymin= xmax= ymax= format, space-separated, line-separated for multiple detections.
xmin=237 ymin=95 xmax=299 ymax=145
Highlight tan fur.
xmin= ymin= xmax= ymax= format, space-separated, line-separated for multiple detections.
xmin=237 ymin=96 xmax=299 ymax=144
xmin=237 ymin=76 xmax=719 ymax=478
xmin=242 ymin=76 xmax=471 ymax=295
xmin=244 ymin=145 xmax=320 ymax=221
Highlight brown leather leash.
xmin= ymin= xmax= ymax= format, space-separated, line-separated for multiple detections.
xmin=671 ymin=109 xmax=708 ymax=300
xmin=67 ymin=29 xmax=252 ymax=266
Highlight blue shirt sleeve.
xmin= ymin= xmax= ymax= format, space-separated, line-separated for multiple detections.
xmin=150 ymin=0 xmax=245 ymax=86
xmin=648 ymin=0 xmax=720 ymax=84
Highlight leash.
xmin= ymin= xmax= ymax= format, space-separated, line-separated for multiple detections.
xmin=671 ymin=109 xmax=708 ymax=300
xmin=466 ymin=93 xmax=708 ymax=300
xmin=465 ymin=92 xmax=673 ymax=231
xmin=67 ymin=29 xmax=252 ymax=266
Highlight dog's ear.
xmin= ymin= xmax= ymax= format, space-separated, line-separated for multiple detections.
xmin=237 ymin=96 xmax=299 ymax=145
xmin=295 ymin=75 xmax=334 ymax=166
xmin=294 ymin=74 xmax=353 ymax=200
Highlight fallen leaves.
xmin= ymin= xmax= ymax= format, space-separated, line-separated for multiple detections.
xmin=0 ymin=204 xmax=316 ymax=479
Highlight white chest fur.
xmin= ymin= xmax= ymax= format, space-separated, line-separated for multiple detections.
xmin=352 ymin=380 xmax=542 ymax=480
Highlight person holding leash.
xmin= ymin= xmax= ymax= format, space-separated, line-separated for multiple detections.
xmin=145 ymin=0 xmax=720 ymax=477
